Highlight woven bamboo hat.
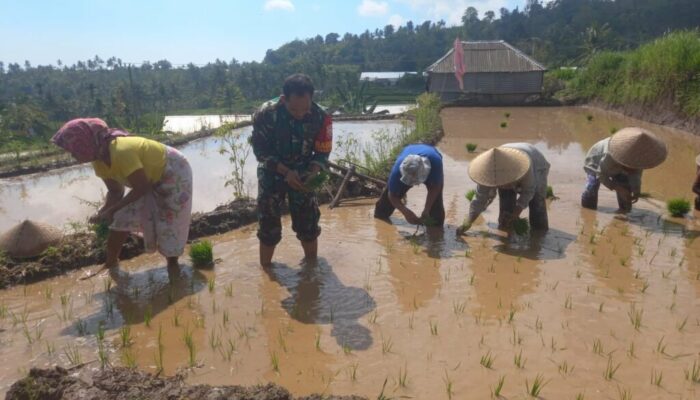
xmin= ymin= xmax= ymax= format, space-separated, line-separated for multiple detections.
xmin=0 ymin=220 xmax=63 ymax=258
xmin=468 ymin=147 xmax=531 ymax=187
xmin=608 ymin=127 xmax=667 ymax=170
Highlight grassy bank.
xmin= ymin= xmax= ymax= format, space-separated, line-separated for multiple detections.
xmin=553 ymin=30 xmax=700 ymax=118
xmin=334 ymin=92 xmax=443 ymax=178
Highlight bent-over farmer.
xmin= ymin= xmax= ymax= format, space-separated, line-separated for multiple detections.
xmin=374 ymin=144 xmax=444 ymax=226
xmin=51 ymin=118 xmax=193 ymax=273
xmin=581 ymin=127 xmax=667 ymax=213
xmin=252 ymin=73 xmax=332 ymax=267
xmin=459 ymin=143 xmax=550 ymax=234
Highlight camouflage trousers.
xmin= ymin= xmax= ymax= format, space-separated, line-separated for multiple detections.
xmin=257 ymin=169 xmax=321 ymax=246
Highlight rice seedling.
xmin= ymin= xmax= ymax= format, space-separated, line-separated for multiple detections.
xmin=59 ymin=293 xmax=72 ymax=321
xmin=491 ymin=375 xmax=505 ymax=398
xmin=144 ymin=306 xmax=152 ymax=328
xmin=617 ymin=386 xmax=632 ymax=400
xmin=224 ymin=283 xmax=233 ymax=297
xmin=45 ymin=341 xmax=55 ymax=357
xmin=74 ymin=318 xmax=88 ymax=336
xmin=510 ymin=328 xmax=523 ymax=346
xmin=558 ymin=360 xmax=574 ymax=376
xmin=429 ymin=320 xmax=439 ymax=336
xmin=452 ymin=300 xmax=466 ymax=316
xmin=535 ymin=316 xmax=543 ymax=331
xmin=508 ymin=308 xmax=516 ymax=324
xmin=369 ymin=310 xmax=378 ymax=324
xmin=480 ymin=351 xmax=495 ymax=369
xmin=513 ymin=218 xmax=529 ymax=236
xmin=466 ymin=143 xmax=478 ymax=153
xmin=504 ymin=112 xmax=511 ymax=118
xmin=398 ymin=364 xmax=408 ymax=388
xmin=525 ymin=374 xmax=548 ymax=397
xmin=153 ymin=325 xmax=164 ymax=373
xmin=43 ymin=286 xmax=53 ymax=300
xmin=210 ymin=328 xmax=223 ymax=351
xmin=599 ymin=302 xmax=605 ymax=312
xmin=586 ymin=114 xmax=593 ymax=121
xmin=315 ymin=330 xmax=322 ymax=351
xmin=500 ymin=121 xmax=508 ymax=128
xmin=348 ymin=362 xmax=359 ymax=382
xmin=377 ymin=378 xmax=391 ymax=400
xmin=270 ymin=350 xmax=280 ymax=373
xmin=343 ymin=343 xmax=352 ymax=355
xmin=627 ymin=342 xmax=636 ymax=358
xmin=655 ymin=336 xmax=668 ymax=356
xmin=514 ymin=350 xmax=526 ymax=369
xmin=122 ymin=348 xmax=137 ymax=369
xmin=677 ymin=316 xmax=688 ymax=332
xmin=650 ymin=369 xmax=663 ymax=387
xmin=119 ymin=323 xmax=132 ymax=348
xmin=0 ymin=303 xmax=7 ymax=320
xmin=469 ymin=273 xmax=475 ymax=285
xmin=610 ymin=127 xmax=618 ymax=134
xmin=667 ymin=198 xmax=691 ymax=217
xmin=576 ymin=392 xmax=585 ymax=400
xmin=305 ymin=170 xmax=329 ymax=191
xmin=103 ymin=277 xmax=113 ymax=293
xmin=604 ymin=356 xmax=621 ymax=380
xmin=640 ymin=280 xmax=650 ymax=293
xmin=64 ymin=343 xmax=82 ymax=366
xmin=564 ymin=294 xmax=573 ymax=310
xmin=219 ymin=338 xmax=236 ymax=362
xmin=207 ymin=276 xmax=216 ymax=293
xmin=381 ymin=334 xmax=393 ymax=354
xmin=684 ymin=360 xmax=700 ymax=383
xmin=183 ymin=327 xmax=196 ymax=367
xmin=592 ymin=338 xmax=604 ymax=356
xmin=189 ymin=240 xmax=214 ymax=268
xmin=443 ymin=370 xmax=454 ymax=399
xmin=627 ymin=304 xmax=643 ymax=331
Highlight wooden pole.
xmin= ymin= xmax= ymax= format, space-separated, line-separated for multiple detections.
xmin=328 ymin=161 xmax=386 ymax=187
xmin=329 ymin=165 xmax=355 ymax=209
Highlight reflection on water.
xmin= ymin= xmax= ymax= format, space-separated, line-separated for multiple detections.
xmin=0 ymin=107 xmax=699 ymax=399
xmin=0 ymin=121 xmax=406 ymax=232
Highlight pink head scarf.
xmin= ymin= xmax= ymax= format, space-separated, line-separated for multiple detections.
xmin=51 ymin=118 xmax=129 ymax=161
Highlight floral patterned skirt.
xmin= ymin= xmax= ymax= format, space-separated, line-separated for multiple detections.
xmin=111 ymin=146 xmax=193 ymax=258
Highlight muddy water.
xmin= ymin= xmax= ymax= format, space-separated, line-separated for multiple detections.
xmin=0 ymin=121 xmax=407 ymax=232
xmin=1 ymin=106 xmax=700 ymax=399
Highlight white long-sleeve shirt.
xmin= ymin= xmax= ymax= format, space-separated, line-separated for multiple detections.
xmin=583 ymin=138 xmax=642 ymax=194
xmin=469 ymin=143 xmax=550 ymax=221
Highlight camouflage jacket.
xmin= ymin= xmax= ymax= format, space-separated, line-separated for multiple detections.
xmin=251 ymin=98 xmax=332 ymax=173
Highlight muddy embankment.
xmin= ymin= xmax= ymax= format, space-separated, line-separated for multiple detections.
xmin=0 ymin=170 xmax=383 ymax=289
xmin=6 ymin=367 xmax=367 ymax=400
xmin=0 ymin=113 xmax=405 ymax=180
xmin=585 ymin=98 xmax=700 ymax=136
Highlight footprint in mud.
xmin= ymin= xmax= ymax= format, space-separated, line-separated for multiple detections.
xmin=263 ymin=258 xmax=376 ymax=351
xmin=60 ymin=264 xmax=207 ymax=335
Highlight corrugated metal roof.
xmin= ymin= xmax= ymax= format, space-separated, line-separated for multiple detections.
xmin=426 ymin=41 xmax=546 ymax=73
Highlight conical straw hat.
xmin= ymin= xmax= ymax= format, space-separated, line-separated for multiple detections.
xmin=469 ymin=147 xmax=531 ymax=187
xmin=0 ymin=220 xmax=63 ymax=259
xmin=608 ymin=127 xmax=667 ymax=170
xmin=695 ymin=154 xmax=700 ymax=167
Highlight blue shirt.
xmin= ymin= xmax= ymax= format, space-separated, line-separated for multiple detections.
xmin=388 ymin=144 xmax=444 ymax=194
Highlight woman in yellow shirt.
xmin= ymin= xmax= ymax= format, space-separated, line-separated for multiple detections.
xmin=51 ymin=118 xmax=193 ymax=273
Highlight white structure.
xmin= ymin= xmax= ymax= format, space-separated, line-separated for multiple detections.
xmin=359 ymin=72 xmax=417 ymax=85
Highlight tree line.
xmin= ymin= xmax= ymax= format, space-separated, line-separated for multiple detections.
xmin=0 ymin=0 xmax=697 ymax=149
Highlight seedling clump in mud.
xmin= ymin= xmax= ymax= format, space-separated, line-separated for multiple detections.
xmin=190 ymin=240 xmax=214 ymax=268
xmin=667 ymin=198 xmax=690 ymax=217
xmin=305 ymin=170 xmax=330 ymax=191
xmin=513 ymin=218 xmax=530 ymax=236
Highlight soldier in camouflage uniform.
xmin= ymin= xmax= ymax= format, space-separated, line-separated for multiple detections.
xmin=252 ymin=74 xmax=333 ymax=267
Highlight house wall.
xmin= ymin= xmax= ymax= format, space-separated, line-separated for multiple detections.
xmin=429 ymin=71 xmax=543 ymax=94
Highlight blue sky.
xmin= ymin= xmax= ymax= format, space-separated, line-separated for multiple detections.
xmin=0 ymin=0 xmax=527 ymax=67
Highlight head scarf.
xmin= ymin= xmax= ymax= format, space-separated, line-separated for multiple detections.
xmin=400 ymin=154 xmax=432 ymax=186
xmin=51 ymin=118 xmax=129 ymax=161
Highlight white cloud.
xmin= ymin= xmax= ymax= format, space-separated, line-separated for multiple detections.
xmin=264 ymin=0 xmax=295 ymax=12
xmin=395 ymin=0 xmax=509 ymax=25
xmin=358 ymin=0 xmax=390 ymax=17
xmin=388 ymin=14 xmax=405 ymax=27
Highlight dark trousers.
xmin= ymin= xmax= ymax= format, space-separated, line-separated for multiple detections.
xmin=581 ymin=173 xmax=632 ymax=212
xmin=373 ymin=186 xmax=445 ymax=226
xmin=498 ymin=188 xmax=549 ymax=231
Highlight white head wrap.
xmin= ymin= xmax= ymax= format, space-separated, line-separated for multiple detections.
xmin=399 ymin=154 xmax=431 ymax=186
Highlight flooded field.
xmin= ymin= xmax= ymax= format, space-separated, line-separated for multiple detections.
xmin=1 ymin=107 xmax=700 ymax=399
xmin=0 ymin=120 xmax=406 ymax=232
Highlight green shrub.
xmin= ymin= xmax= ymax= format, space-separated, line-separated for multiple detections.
xmin=513 ymin=218 xmax=530 ymax=236
xmin=465 ymin=189 xmax=476 ymax=201
xmin=465 ymin=143 xmax=477 ymax=153
xmin=189 ymin=241 xmax=214 ymax=268
xmin=667 ymin=198 xmax=691 ymax=217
